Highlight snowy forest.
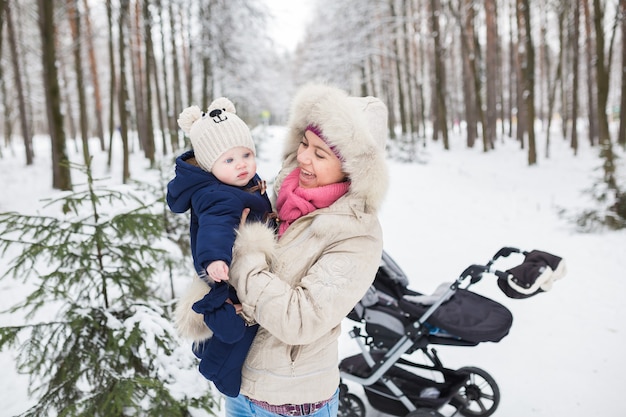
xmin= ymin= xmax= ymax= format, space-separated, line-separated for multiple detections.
xmin=0 ymin=0 xmax=625 ymax=189
xmin=0 ymin=0 xmax=625 ymax=416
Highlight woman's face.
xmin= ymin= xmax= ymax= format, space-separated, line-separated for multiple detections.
xmin=296 ymin=130 xmax=345 ymax=188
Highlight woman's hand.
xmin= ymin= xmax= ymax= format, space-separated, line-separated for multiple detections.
xmin=225 ymin=298 xmax=243 ymax=314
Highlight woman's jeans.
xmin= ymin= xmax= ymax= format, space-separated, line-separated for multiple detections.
xmin=224 ymin=388 xmax=339 ymax=417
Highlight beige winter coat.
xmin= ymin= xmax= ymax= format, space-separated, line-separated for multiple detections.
xmin=229 ymin=198 xmax=382 ymax=404
xmin=229 ymin=84 xmax=389 ymax=405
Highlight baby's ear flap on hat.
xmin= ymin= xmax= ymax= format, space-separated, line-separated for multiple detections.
xmin=208 ymin=97 xmax=237 ymax=114
xmin=178 ymin=105 xmax=203 ymax=134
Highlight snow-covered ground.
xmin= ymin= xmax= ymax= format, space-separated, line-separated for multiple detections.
xmin=1 ymin=125 xmax=625 ymax=417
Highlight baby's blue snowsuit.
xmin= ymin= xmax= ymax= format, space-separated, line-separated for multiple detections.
xmin=167 ymin=150 xmax=274 ymax=397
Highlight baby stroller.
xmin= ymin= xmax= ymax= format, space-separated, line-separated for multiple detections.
xmin=338 ymin=247 xmax=565 ymax=417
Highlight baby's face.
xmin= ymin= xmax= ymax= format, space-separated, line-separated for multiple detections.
xmin=211 ymin=146 xmax=257 ymax=187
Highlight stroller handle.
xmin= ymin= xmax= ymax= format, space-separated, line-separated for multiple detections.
xmin=459 ymin=263 xmax=510 ymax=286
xmin=460 ymin=264 xmax=489 ymax=284
xmin=490 ymin=247 xmax=526 ymax=263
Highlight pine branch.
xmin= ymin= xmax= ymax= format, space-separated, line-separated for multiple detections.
xmin=0 ymin=161 xmax=214 ymax=416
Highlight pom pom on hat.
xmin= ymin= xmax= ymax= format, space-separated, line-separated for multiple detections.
xmin=177 ymin=98 xmax=256 ymax=172
xmin=178 ymin=105 xmax=203 ymax=135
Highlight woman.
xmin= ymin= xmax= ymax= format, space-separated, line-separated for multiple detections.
xmin=226 ymin=83 xmax=389 ymax=416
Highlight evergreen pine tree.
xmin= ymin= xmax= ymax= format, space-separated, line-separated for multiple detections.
xmin=572 ymin=143 xmax=626 ymax=231
xmin=0 ymin=159 xmax=215 ymax=416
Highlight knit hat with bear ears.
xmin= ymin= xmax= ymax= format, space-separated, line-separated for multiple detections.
xmin=177 ymin=97 xmax=256 ymax=172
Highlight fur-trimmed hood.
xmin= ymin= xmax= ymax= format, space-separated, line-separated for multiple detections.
xmin=275 ymin=83 xmax=389 ymax=212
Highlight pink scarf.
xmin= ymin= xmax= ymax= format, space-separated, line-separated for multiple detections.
xmin=276 ymin=168 xmax=350 ymax=237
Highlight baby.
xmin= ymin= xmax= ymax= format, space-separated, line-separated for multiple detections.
xmin=167 ymin=97 xmax=273 ymax=397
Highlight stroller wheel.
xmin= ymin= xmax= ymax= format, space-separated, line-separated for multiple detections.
xmin=338 ymin=392 xmax=366 ymax=417
xmin=454 ymin=366 xmax=500 ymax=417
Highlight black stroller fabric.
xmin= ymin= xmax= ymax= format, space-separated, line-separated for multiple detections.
xmin=399 ymin=289 xmax=512 ymax=343
xmin=351 ymin=259 xmax=513 ymax=345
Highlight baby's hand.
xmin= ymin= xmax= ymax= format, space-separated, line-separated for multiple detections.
xmin=207 ymin=260 xmax=229 ymax=282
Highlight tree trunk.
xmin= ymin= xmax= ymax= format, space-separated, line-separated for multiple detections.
xmin=544 ymin=5 xmax=566 ymax=159
xmin=459 ymin=0 xmax=477 ymax=148
xmin=592 ymin=0 xmax=612 ymax=145
xmin=618 ymin=0 xmax=626 ymax=148
xmin=507 ymin=6 xmax=516 ymax=139
xmin=169 ymin=0 xmax=183 ymax=149
xmin=200 ymin=2 xmax=213 ymax=109
xmin=592 ymin=0 xmax=617 ymax=191
xmin=156 ymin=0 xmax=177 ymax=152
xmin=37 ymin=0 xmax=71 ymax=190
xmin=512 ymin=0 xmax=527 ymax=149
xmin=142 ymin=1 xmax=155 ymax=167
xmin=0 ymin=0 xmax=7 ymax=157
xmin=571 ymin=0 xmax=580 ymax=155
xmin=545 ymin=55 xmax=562 ymax=159
xmin=583 ymin=0 xmax=597 ymax=146
xmin=14 ymin=2 xmax=36 ymax=150
xmin=106 ymin=0 xmax=116 ymax=167
xmin=389 ymin=0 xmax=408 ymax=139
xmin=430 ymin=0 xmax=449 ymax=149
xmin=0 ymin=74 xmax=10 ymax=157
xmin=149 ymin=45 xmax=168 ymax=156
xmin=517 ymin=0 xmax=537 ymax=165
xmin=67 ymin=0 xmax=91 ymax=165
xmin=131 ymin=1 xmax=147 ymax=156
xmin=183 ymin=7 xmax=193 ymax=106
xmin=410 ymin=1 xmax=427 ymax=141
xmin=485 ymin=0 xmax=498 ymax=149
xmin=404 ymin=0 xmax=418 ymax=145
xmin=143 ymin=0 xmax=157 ymax=161
xmin=82 ymin=0 xmax=106 ymax=151
xmin=118 ymin=0 xmax=130 ymax=183
xmin=130 ymin=0 xmax=153 ymax=164
xmin=5 ymin=1 xmax=33 ymax=165
xmin=0 ymin=0 xmax=5 ymax=60
xmin=58 ymin=42 xmax=78 ymax=151
xmin=558 ymin=2 xmax=570 ymax=140
xmin=468 ymin=2 xmax=488 ymax=152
